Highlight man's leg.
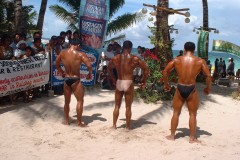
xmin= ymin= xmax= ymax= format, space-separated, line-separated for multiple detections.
xmin=72 ymin=81 xmax=85 ymax=127
xmin=63 ymin=83 xmax=72 ymax=125
xmin=186 ymin=91 xmax=200 ymax=143
xmin=113 ymin=89 xmax=124 ymax=129
xmin=166 ymin=89 xmax=184 ymax=140
xmin=124 ymin=84 xmax=134 ymax=130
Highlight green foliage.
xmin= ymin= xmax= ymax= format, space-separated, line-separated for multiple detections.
xmin=49 ymin=0 xmax=144 ymax=34
xmin=135 ymin=85 xmax=175 ymax=104
xmin=0 ymin=1 xmax=37 ymax=35
xmin=135 ymin=21 xmax=177 ymax=103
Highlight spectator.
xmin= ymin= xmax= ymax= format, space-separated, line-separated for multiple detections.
xmin=10 ymin=33 xmax=20 ymax=51
xmin=207 ymin=60 xmax=212 ymax=75
xmin=102 ymin=44 xmax=114 ymax=66
xmin=99 ymin=66 xmax=114 ymax=90
xmin=14 ymin=40 xmax=27 ymax=59
xmin=177 ymin=50 xmax=183 ymax=57
xmin=0 ymin=34 xmax=14 ymax=60
xmin=218 ymin=58 xmax=224 ymax=74
xmin=30 ymin=38 xmax=45 ymax=55
xmin=227 ymin=58 xmax=235 ymax=76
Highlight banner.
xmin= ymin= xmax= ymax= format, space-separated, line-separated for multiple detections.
xmin=0 ymin=53 xmax=50 ymax=97
xmin=197 ymin=30 xmax=209 ymax=59
xmin=78 ymin=0 xmax=110 ymax=86
xmin=51 ymin=48 xmax=99 ymax=86
xmin=212 ymin=40 xmax=240 ymax=57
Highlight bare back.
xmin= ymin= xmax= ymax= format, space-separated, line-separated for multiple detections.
xmin=110 ymin=54 xmax=145 ymax=80
xmin=174 ymin=54 xmax=206 ymax=85
xmin=56 ymin=48 xmax=91 ymax=77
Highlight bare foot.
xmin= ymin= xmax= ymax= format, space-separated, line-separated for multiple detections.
xmin=126 ymin=127 xmax=131 ymax=131
xmin=166 ymin=135 xmax=175 ymax=141
xmin=189 ymin=138 xmax=201 ymax=144
xmin=110 ymin=126 xmax=117 ymax=130
xmin=62 ymin=120 xmax=70 ymax=125
xmin=76 ymin=121 xmax=88 ymax=127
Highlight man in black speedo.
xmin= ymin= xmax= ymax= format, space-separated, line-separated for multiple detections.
xmin=55 ymin=39 xmax=92 ymax=126
xmin=163 ymin=42 xmax=211 ymax=143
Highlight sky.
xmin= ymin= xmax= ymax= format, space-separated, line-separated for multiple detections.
xmin=24 ymin=0 xmax=240 ymax=50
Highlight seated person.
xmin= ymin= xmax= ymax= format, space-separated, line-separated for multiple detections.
xmin=100 ymin=66 xmax=115 ymax=90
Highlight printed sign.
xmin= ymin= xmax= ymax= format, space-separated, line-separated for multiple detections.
xmin=80 ymin=16 xmax=106 ymax=49
xmin=84 ymin=1 xmax=106 ymax=19
xmin=51 ymin=49 xmax=99 ymax=86
xmin=0 ymin=53 xmax=50 ymax=97
xmin=212 ymin=40 xmax=240 ymax=57
xmin=197 ymin=30 xmax=209 ymax=59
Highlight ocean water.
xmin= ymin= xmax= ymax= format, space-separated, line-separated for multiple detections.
xmin=132 ymin=49 xmax=240 ymax=71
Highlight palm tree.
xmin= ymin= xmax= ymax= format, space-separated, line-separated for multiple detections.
xmin=156 ymin=0 xmax=173 ymax=61
xmin=49 ymin=0 xmax=144 ymax=35
xmin=0 ymin=1 xmax=37 ymax=35
xmin=36 ymin=0 xmax=48 ymax=33
xmin=202 ymin=0 xmax=209 ymax=59
xmin=14 ymin=0 xmax=23 ymax=33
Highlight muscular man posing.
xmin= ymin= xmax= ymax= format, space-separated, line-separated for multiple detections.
xmin=163 ymin=42 xmax=211 ymax=143
xmin=55 ymin=39 xmax=92 ymax=126
xmin=107 ymin=40 xmax=149 ymax=130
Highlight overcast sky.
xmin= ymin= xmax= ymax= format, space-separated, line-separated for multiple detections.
xmin=24 ymin=0 xmax=240 ymax=50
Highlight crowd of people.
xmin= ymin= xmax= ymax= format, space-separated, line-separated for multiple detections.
xmin=0 ymin=30 xmax=82 ymax=104
xmin=212 ymin=57 xmax=236 ymax=80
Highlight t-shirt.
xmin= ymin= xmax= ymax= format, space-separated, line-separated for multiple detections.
xmin=102 ymin=50 xmax=114 ymax=66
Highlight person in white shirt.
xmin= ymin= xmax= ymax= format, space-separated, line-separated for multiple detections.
xmin=14 ymin=40 xmax=27 ymax=59
xmin=102 ymin=44 xmax=114 ymax=66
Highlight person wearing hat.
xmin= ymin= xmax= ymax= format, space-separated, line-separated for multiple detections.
xmin=14 ymin=40 xmax=27 ymax=59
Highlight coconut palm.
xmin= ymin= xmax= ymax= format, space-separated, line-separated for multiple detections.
xmin=37 ymin=0 xmax=48 ymax=33
xmin=202 ymin=0 xmax=209 ymax=59
xmin=14 ymin=0 xmax=23 ymax=33
xmin=0 ymin=1 xmax=37 ymax=35
xmin=49 ymin=0 xmax=144 ymax=35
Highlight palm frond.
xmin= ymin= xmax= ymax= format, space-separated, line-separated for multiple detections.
xmin=49 ymin=5 xmax=75 ymax=24
xmin=110 ymin=0 xmax=125 ymax=18
xmin=107 ymin=12 xmax=145 ymax=36
xmin=57 ymin=0 xmax=80 ymax=11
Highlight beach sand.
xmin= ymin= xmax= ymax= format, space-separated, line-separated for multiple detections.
xmin=0 ymin=83 xmax=240 ymax=160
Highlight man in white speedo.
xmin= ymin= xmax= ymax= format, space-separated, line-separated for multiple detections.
xmin=107 ymin=40 xmax=149 ymax=130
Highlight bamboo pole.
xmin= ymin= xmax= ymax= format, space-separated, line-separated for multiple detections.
xmin=143 ymin=3 xmax=189 ymax=17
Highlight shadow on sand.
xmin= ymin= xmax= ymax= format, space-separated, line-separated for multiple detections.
xmin=175 ymin=127 xmax=212 ymax=139
xmin=73 ymin=113 xmax=107 ymax=125
xmin=119 ymin=118 xmax=157 ymax=130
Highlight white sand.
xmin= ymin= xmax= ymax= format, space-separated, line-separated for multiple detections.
xmin=0 ymin=83 xmax=240 ymax=160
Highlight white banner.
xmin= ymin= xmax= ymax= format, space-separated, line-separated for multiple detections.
xmin=0 ymin=53 xmax=50 ymax=97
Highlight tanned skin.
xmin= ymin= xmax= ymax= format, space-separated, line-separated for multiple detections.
xmin=55 ymin=44 xmax=92 ymax=127
xmin=163 ymin=42 xmax=211 ymax=143
xmin=107 ymin=41 xmax=149 ymax=130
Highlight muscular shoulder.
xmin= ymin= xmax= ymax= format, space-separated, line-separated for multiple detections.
xmin=132 ymin=55 xmax=141 ymax=61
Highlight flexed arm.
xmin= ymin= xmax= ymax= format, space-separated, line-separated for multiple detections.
xmin=107 ymin=58 xmax=116 ymax=83
xmin=163 ymin=60 xmax=175 ymax=91
xmin=201 ymin=59 xmax=211 ymax=95
xmin=55 ymin=52 xmax=65 ymax=77
xmin=138 ymin=58 xmax=149 ymax=88
xmin=81 ymin=52 xmax=92 ymax=80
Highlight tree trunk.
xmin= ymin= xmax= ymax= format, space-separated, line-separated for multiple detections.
xmin=14 ymin=0 xmax=23 ymax=33
xmin=37 ymin=0 xmax=48 ymax=33
xmin=202 ymin=0 xmax=209 ymax=60
xmin=156 ymin=0 xmax=173 ymax=66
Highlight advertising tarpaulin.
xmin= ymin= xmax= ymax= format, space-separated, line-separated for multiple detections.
xmin=79 ymin=0 xmax=110 ymax=86
xmin=212 ymin=40 xmax=240 ymax=57
xmin=197 ymin=30 xmax=209 ymax=59
xmin=51 ymin=48 xmax=98 ymax=86
xmin=0 ymin=53 xmax=50 ymax=97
